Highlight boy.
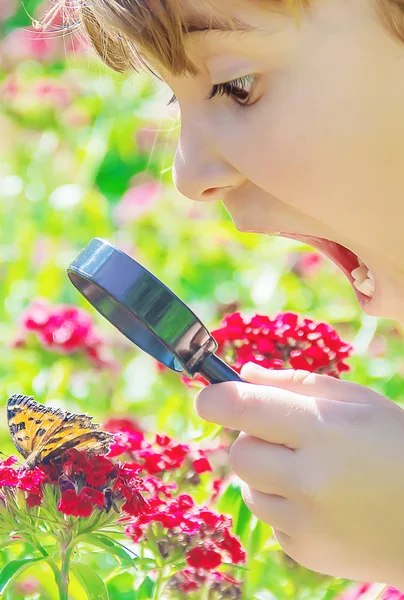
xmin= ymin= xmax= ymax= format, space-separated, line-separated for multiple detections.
xmin=46 ymin=0 xmax=404 ymax=588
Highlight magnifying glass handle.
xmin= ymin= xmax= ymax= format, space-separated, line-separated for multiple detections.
xmin=199 ymin=354 xmax=244 ymax=384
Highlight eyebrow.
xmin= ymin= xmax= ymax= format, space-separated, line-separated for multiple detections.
xmin=183 ymin=16 xmax=255 ymax=35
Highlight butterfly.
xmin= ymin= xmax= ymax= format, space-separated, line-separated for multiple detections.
xmin=7 ymin=394 xmax=115 ymax=469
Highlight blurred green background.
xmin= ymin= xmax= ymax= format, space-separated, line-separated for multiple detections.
xmin=1 ymin=1 xmax=403 ymax=597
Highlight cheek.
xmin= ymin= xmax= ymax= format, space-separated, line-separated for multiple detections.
xmin=218 ymin=49 xmax=403 ymax=259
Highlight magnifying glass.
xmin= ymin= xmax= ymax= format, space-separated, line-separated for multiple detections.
xmin=66 ymin=238 xmax=243 ymax=385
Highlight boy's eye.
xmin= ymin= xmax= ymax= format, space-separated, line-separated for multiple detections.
xmin=208 ymin=75 xmax=256 ymax=106
xmin=167 ymin=74 xmax=258 ymax=108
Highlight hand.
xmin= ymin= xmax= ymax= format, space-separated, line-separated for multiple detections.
xmin=195 ymin=362 xmax=404 ymax=588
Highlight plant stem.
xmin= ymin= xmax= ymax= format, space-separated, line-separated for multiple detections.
xmin=152 ymin=571 xmax=169 ymax=600
xmin=59 ymin=532 xmax=73 ymax=600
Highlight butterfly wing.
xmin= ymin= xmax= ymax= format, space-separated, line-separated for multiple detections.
xmin=43 ymin=429 xmax=114 ymax=464
xmin=7 ymin=394 xmax=114 ymax=466
xmin=7 ymin=394 xmax=63 ymax=459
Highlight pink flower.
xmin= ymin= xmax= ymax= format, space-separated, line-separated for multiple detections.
xmin=0 ymin=75 xmax=19 ymax=99
xmin=0 ymin=456 xmax=19 ymax=486
xmin=337 ymin=584 xmax=404 ymax=600
xmin=104 ymin=417 xmax=143 ymax=434
xmin=113 ymin=181 xmax=161 ymax=225
xmin=1 ymin=28 xmax=60 ymax=62
xmin=15 ymin=298 xmax=115 ymax=369
xmin=293 ymin=252 xmax=323 ymax=277
xmin=33 ymin=79 xmax=72 ymax=109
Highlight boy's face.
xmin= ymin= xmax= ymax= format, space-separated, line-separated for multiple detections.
xmin=162 ymin=0 xmax=404 ymax=322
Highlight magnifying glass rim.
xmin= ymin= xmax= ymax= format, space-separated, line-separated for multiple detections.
xmin=66 ymin=238 xmax=216 ymax=373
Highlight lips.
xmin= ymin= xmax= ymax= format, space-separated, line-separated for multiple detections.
xmin=279 ymin=233 xmax=374 ymax=308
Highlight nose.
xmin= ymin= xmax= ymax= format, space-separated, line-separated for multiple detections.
xmin=172 ymin=120 xmax=244 ymax=202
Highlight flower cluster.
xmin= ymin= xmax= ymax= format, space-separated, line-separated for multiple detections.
xmin=103 ymin=419 xmax=244 ymax=593
xmin=213 ymin=311 xmax=352 ymax=375
xmin=1 ymin=414 xmax=245 ymax=596
xmin=105 ymin=420 xmax=212 ymax=479
xmin=11 ymin=298 xmax=115 ymax=369
xmin=0 ymin=449 xmax=148 ymax=520
xmin=125 ymin=490 xmax=245 ymax=595
xmin=169 ymin=311 xmax=352 ymax=387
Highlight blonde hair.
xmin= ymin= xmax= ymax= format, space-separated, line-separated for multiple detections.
xmin=37 ymin=0 xmax=404 ymax=76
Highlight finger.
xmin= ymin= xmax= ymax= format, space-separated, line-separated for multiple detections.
xmin=229 ymin=433 xmax=299 ymax=498
xmin=240 ymin=363 xmax=380 ymax=404
xmin=195 ymin=381 xmax=317 ymax=448
xmin=241 ymin=484 xmax=296 ymax=536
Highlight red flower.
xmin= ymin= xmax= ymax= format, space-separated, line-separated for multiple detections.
xmin=122 ymin=490 xmax=150 ymax=517
xmin=17 ymin=467 xmax=46 ymax=491
xmin=107 ymin=430 xmax=144 ymax=458
xmin=58 ymin=486 xmax=105 ymax=518
xmin=215 ymin=528 xmax=246 ymax=564
xmin=198 ymin=509 xmax=221 ymax=528
xmin=211 ymin=479 xmax=224 ymax=503
xmin=104 ymin=417 xmax=142 ymax=434
xmin=155 ymin=434 xmax=171 ymax=447
xmin=61 ymin=448 xmax=89 ymax=477
xmin=177 ymin=494 xmax=194 ymax=510
xmin=140 ymin=450 xmax=166 ymax=474
xmin=16 ymin=299 xmax=115 ymax=369
xmin=124 ymin=523 xmax=143 ymax=542
xmin=60 ymin=449 xmax=116 ymax=487
xmin=85 ymin=455 xmax=116 ymax=487
xmin=25 ymin=491 xmax=43 ymax=507
xmin=39 ymin=461 xmax=60 ymax=485
xmin=163 ymin=443 xmax=190 ymax=469
xmin=186 ymin=545 xmax=223 ymax=570
xmin=0 ymin=462 xmax=19 ymax=486
xmin=192 ymin=452 xmax=212 ymax=474
xmin=1 ymin=456 xmax=18 ymax=467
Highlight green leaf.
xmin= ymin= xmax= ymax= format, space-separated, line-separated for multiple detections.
xmin=0 ymin=539 xmax=28 ymax=553
xmin=235 ymin=496 xmax=253 ymax=544
xmin=71 ymin=562 xmax=108 ymax=600
xmin=80 ymin=533 xmax=136 ymax=568
xmin=217 ymin=481 xmax=243 ymax=518
xmin=321 ymin=580 xmax=351 ymax=600
xmin=248 ymin=519 xmax=273 ymax=557
xmin=136 ymin=575 xmax=155 ymax=599
xmin=106 ymin=572 xmax=135 ymax=600
xmin=0 ymin=557 xmax=45 ymax=594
